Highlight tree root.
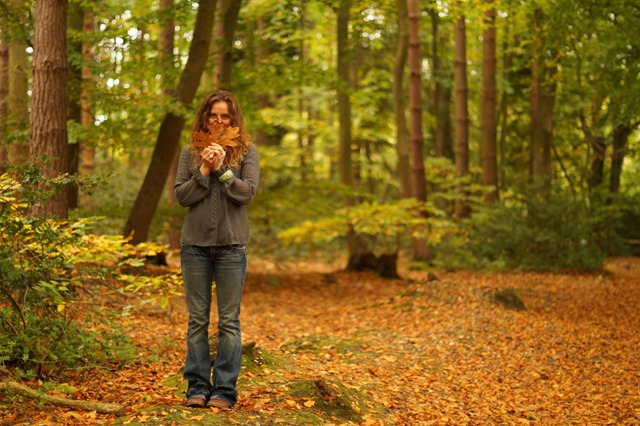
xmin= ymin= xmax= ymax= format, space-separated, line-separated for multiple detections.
xmin=0 ymin=380 xmax=126 ymax=417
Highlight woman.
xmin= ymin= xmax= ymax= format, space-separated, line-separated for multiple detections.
xmin=174 ymin=90 xmax=260 ymax=409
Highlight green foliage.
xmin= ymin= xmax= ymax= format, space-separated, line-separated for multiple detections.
xmin=434 ymin=185 xmax=618 ymax=272
xmin=0 ymin=172 xmax=179 ymax=375
xmin=614 ymin=191 xmax=640 ymax=256
xmin=278 ymin=198 xmax=457 ymax=255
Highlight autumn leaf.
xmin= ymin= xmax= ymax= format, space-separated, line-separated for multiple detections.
xmin=191 ymin=123 xmax=240 ymax=150
xmin=5 ymin=258 xmax=640 ymax=425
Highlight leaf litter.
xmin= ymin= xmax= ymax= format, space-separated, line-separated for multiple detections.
xmin=2 ymin=257 xmax=639 ymax=425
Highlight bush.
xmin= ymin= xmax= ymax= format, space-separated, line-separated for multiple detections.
xmin=0 ymin=172 xmax=142 ymax=376
xmin=615 ymin=191 xmax=640 ymax=256
xmin=434 ymin=184 xmax=618 ymax=272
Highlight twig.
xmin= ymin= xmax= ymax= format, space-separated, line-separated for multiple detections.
xmin=0 ymin=380 xmax=126 ymax=417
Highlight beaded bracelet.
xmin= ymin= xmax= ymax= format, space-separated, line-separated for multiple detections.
xmin=218 ymin=169 xmax=234 ymax=183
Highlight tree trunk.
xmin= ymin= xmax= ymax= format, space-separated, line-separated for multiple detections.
xmin=80 ymin=10 xmax=95 ymax=177
xmin=66 ymin=1 xmax=83 ymax=210
xmin=124 ymin=0 xmax=216 ymax=244
xmin=497 ymin=32 xmax=515 ymax=191
xmin=608 ymin=124 xmax=631 ymax=198
xmin=218 ymin=0 xmax=241 ymax=89
xmin=159 ymin=0 xmax=182 ymax=249
xmin=407 ymin=0 xmax=429 ymax=261
xmin=430 ymin=8 xmax=453 ymax=160
xmin=529 ymin=8 xmax=556 ymax=181
xmin=337 ymin=0 xmax=352 ymax=192
xmin=393 ymin=0 xmax=411 ymax=198
xmin=453 ymin=9 xmax=470 ymax=218
xmin=588 ymin=136 xmax=606 ymax=190
xmin=0 ymin=36 xmax=8 ymax=172
xmin=338 ymin=0 xmax=373 ymax=270
xmin=7 ymin=1 xmax=29 ymax=166
xmin=30 ymin=0 xmax=69 ymax=219
xmin=481 ymin=3 xmax=498 ymax=202
xmin=253 ymin=17 xmax=270 ymax=147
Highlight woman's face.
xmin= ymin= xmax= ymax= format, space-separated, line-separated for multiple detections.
xmin=208 ymin=101 xmax=232 ymax=127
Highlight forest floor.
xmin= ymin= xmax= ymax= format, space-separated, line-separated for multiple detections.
xmin=1 ymin=256 xmax=640 ymax=425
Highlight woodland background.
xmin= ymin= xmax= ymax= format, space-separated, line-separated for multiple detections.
xmin=1 ymin=0 xmax=640 ymax=424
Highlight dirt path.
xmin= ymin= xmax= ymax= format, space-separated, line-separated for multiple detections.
xmin=2 ymin=257 xmax=639 ymax=425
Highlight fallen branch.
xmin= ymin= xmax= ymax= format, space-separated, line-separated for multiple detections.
xmin=0 ymin=380 xmax=126 ymax=417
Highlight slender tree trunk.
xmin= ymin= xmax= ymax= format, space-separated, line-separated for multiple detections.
xmin=158 ymin=0 xmax=182 ymax=249
xmin=218 ymin=0 xmax=241 ymax=89
xmin=453 ymin=10 xmax=470 ymax=218
xmin=531 ymin=64 xmax=557 ymax=180
xmin=481 ymin=3 xmax=498 ymax=202
xmin=80 ymin=10 xmax=95 ymax=177
xmin=393 ymin=0 xmax=412 ymax=198
xmin=124 ymin=0 xmax=217 ymax=243
xmin=337 ymin=0 xmax=352 ymax=192
xmin=408 ymin=0 xmax=430 ymax=261
xmin=66 ymin=1 xmax=83 ymax=210
xmin=30 ymin=0 xmax=69 ymax=218
xmin=158 ymin=0 xmax=176 ymax=99
xmin=298 ymin=2 xmax=307 ymax=180
xmin=529 ymin=8 xmax=556 ymax=181
xmin=7 ymin=1 xmax=29 ymax=166
xmin=497 ymin=32 xmax=515 ymax=191
xmin=588 ymin=136 xmax=606 ymax=190
xmin=253 ymin=16 xmax=270 ymax=146
xmin=159 ymin=0 xmax=177 ymax=201
xmin=430 ymin=8 xmax=453 ymax=160
xmin=407 ymin=0 xmax=425 ymax=203
xmin=609 ymin=124 xmax=631 ymax=198
xmin=338 ymin=0 xmax=369 ymax=270
xmin=0 ymin=37 xmax=8 ymax=172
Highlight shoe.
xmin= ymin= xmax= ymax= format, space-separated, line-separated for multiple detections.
xmin=206 ymin=397 xmax=231 ymax=409
xmin=186 ymin=396 xmax=206 ymax=408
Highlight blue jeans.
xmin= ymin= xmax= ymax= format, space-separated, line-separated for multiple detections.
xmin=180 ymin=244 xmax=247 ymax=407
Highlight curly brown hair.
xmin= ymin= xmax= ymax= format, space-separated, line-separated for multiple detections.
xmin=189 ymin=90 xmax=250 ymax=168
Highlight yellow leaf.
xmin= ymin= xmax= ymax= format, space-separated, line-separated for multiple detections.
xmin=303 ymin=399 xmax=315 ymax=407
xmin=186 ymin=415 xmax=204 ymax=421
xmin=57 ymin=303 xmax=65 ymax=312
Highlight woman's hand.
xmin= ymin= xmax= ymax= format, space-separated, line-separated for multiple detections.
xmin=200 ymin=144 xmax=226 ymax=175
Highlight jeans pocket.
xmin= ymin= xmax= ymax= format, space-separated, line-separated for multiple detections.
xmin=227 ymin=244 xmax=247 ymax=254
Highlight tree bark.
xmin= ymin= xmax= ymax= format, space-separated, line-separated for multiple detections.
xmin=217 ymin=0 xmax=241 ymax=89
xmin=80 ymin=10 xmax=96 ymax=177
xmin=7 ymin=0 xmax=29 ymax=166
xmin=0 ymin=36 xmax=8 ymax=172
xmin=407 ymin=0 xmax=429 ymax=261
xmin=337 ymin=0 xmax=352 ymax=191
xmin=529 ymin=8 xmax=556 ymax=181
xmin=66 ymin=1 xmax=83 ymax=209
xmin=252 ymin=16 xmax=271 ymax=147
xmin=588 ymin=136 xmax=606 ymax=190
xmin=453 ymin=9 xmax=470 ymax=218
xmin=609 ymin=124 xmax=631 ymax=196
xmin=393 ymin=0 xmax=412 ymax=198
xmin=159 ymin=0 xmax=182 ymax=249
xmin=158 ymin=0 xmax=177 ymax=201
xmin=481 ymin=3 xmax=498 ymax=202
xmin=30 ymin=0 xmax=69 ymax=218
xmin=124 ymin=0 xmax=216 ymax=244
xmin=430 ymin=8 xmax=453 ymax=160
xmin=0 ymin=380 xmax=126 ymax=417
xmin=337 ymin=0 xmax=373 ymax=270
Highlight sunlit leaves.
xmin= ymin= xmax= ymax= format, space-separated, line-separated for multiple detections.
xmin=278 ymin=198 xmax=457 ymax=253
